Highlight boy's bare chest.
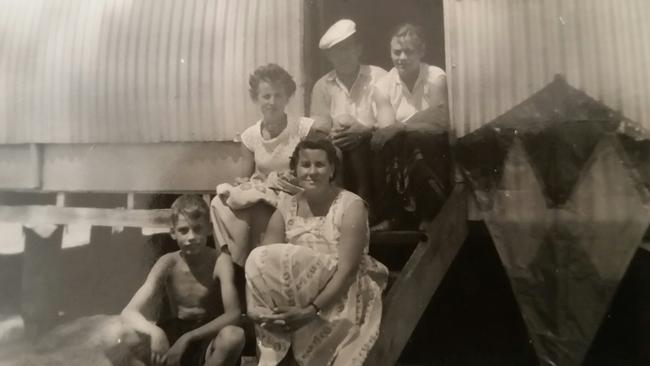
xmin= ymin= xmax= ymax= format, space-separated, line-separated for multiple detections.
xmin=166 ymin=262 xmax=220 ymax=311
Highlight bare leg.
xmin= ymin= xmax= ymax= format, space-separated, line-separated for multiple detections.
xmin=211 ymin=198 xmax=274 ymax=266
xmin=204 ymin=325 xmax=246 ymax=366
xmin=247 ymin=203 xmax=275 ymax=249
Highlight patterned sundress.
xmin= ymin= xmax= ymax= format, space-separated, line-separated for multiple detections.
xmin=245 ymin=190 xmax=388 ymax=366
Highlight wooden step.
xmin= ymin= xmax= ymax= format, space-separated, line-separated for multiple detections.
xmin=365 ymin=185 xmax=468 ymax=366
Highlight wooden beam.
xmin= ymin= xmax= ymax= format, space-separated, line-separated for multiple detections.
xmin=0 ymin=144 xmax=41 ymax=189
xmin=0 ymin=205 xmax=172 ymax=229
xmin=365 ymin=185 xmax=468 ymax=366
xmin=41 ymin=142 xmax=246 ymax=192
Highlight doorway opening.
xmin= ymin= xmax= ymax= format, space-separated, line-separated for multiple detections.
xmin=304 ymin=0 xmax=445 ymax=111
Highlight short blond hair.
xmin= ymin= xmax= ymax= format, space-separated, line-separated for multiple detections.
xmin=170 ymin=195 xmax=210 ymax=226
xmin=390 ymin=23 xmax=426 ymax=52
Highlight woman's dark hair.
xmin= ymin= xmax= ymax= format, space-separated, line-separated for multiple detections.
xmin=390 ymin=23 xmax=427 ymax=52
xmin=248 ymin=63 xmax=297 ymax=100
xmin=289 ymin=138 xmax=341 ymax=182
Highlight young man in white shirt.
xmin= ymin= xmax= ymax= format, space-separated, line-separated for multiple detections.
xmin=310 ymin=19 xmax=392 ymax=220
xmin=370 ymin=23 xmax=452 ymax=230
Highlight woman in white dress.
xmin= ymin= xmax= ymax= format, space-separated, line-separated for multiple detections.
xmin=245 ymin=139 xmax=388 ymax=366
xmin=211 ymin=64 xmax=326 ymax=267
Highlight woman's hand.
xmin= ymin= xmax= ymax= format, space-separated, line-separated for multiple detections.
xmin=264 ymin=306 xmax=318 ymax=332
xmin=150 ymin=327 xmax=170 ymax=366
xmin=233 ymin=176 xmax=250 ymax=186
xmin=266 ymin=171 xmax=302 ymax=194
xmin=164 ymin=335 xmax=190 ymax=366
xmin=276 ymin=171 xmax=303 ymax=195
xmin=247 ymin=306 xmax=270 ymax=325
xmin=248 ymin=307 xmax=300 ymax=333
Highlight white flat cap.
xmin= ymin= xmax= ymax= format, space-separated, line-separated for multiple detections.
xmin=319 ymin=19 xmax=356 ymax=50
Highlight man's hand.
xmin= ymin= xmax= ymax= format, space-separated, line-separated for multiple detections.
xmin=331 ymin=116 xmax=371 ymax=151
xmin=150 ymin=328 xmax=170 ymax=366
xmin=371 ymin=124 xmax=404 ymax=150
xmin=164 ymin=335 xmax=191 ymax=366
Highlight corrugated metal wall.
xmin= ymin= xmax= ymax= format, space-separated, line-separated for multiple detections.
xmin=0 ymin=0 xmax=304 ymax=144
xmin=444 ymin=0 xmax=650 ymax=137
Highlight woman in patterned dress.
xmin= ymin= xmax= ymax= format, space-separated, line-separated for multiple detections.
xmin=245 ymin=139 xmax=388 ymax=366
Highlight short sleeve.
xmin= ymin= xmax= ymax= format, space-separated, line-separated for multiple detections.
xmin=371 ymin=66 xmax=388 ymax=83
xmin=309 ymin=77 xmax=331 ymax=118
xmin=425 ymin=69 xmax=450 ymax=131
xmin=333 ymin=191 xmax=368 ymax=229
xmin=374 ymin=73 xmax=390 ymax=96
xmin=366 ymin=67 xmax=386 ymax=109
xmin=426 ymin=67 xmax=448 ymax=108
xmin=342 ymin=191 xmax=368 ymax=212
xmin=297 ymin=117 xmax=315 ymax=139
xmin=372 ymin=74 xmax=396 ymax=127
xmin=239 ymin=123 xmax=258 ymax=152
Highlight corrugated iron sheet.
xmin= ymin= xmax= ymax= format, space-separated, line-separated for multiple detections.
xmin=0 ymin=0 xmax=304 ymax=144
xmin=444 ymin=0 xmax=650 ymax=137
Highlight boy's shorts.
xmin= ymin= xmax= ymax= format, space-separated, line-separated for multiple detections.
xmin=158 ymin=318 xmax=213 ymax=366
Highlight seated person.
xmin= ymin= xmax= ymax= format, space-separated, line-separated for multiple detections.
xmin=122 ymin=195 xmax=244 ymax=366
xmin=245 ymin=139 xmax=388 ymax=366
xmin=371 ymin=23 xmax=452 ymax=230
xmin=211 ymin=63 xmax=322 ymax=268
xmin=310 ymin=19 xmax=390 ymax=219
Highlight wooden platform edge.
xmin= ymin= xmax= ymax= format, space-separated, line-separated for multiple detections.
xmin=365 ymin=185 xmax=468 ymax=366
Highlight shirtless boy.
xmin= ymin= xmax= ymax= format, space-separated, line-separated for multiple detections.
xmin=122 ymin=195 xmax=244 ymax=366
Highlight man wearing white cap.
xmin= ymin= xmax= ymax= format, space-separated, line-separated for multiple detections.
xmin=310 ymin=19 xmax=391 ymax=213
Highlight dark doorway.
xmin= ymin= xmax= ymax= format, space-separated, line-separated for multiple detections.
xmin=304 ymin=0 xmax=445 ymax=111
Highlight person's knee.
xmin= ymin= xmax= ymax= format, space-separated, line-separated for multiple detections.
xmin=215 ymin=325 xmax=245 ymax=351
xmin=244 ymin=246 xmax=261 ymax=272
xmin=210 ymin=194 xmax=226 ymax=209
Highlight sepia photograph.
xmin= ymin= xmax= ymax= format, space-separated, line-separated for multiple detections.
xmin=0 ymin=0 xmax=649 ymax=365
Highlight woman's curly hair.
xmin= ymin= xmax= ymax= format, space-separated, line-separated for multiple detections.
xmin=248 ymin=63 xmax=297 ymax=100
